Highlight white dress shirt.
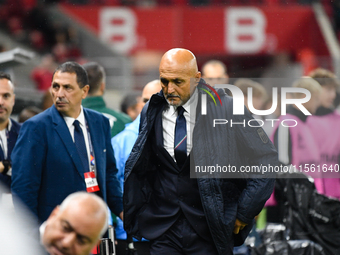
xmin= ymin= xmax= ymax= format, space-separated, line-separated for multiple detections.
xmin=63 ymin=106 xmax=91 ymax=170
xmin=0 ymin=118 xmax=12 ymax=159
xmin=0 ymin=119 xmax=12 ymax=175
xmin=162 ymin=89 xmax=198 ymax=162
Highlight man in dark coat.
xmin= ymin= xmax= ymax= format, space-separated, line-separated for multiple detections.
xmin=11 ymin=62 xmax=123 ymax=226
xmin=0 ymin=72 xmax=21 ymax=191
xmin=124 ymin=48 xmax=277 ymax=255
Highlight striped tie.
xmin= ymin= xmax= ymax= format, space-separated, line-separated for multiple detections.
xmin=174 ymin=106 xmax=187 ymax=168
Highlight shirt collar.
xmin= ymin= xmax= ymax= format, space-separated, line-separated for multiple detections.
xmin=7 ymin=119 xmax=11 ymax=131
xmin=39 ymin=221 xmax=46 ymax=245
xmin=63 ymin=106 xmax=86 ymax=128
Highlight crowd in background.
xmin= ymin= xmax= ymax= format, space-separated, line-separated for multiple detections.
xmin=0 ymin=55 xmax=339 ymax=254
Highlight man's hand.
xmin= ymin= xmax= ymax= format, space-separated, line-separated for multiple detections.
xmin=233 ymin=218 xmax=247 ymax=234
xmin=119 ymin=211 xmax=124 ymax=221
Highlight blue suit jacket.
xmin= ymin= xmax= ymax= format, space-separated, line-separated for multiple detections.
xmin=0 ymin=118 xmax=21 ymax=189
xmin=11 ymin=105 xmax=123 ymax=223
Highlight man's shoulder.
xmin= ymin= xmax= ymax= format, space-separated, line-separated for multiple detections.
xmin=101 ymin=107 xmax=131 ymax=124
xmin=10 ymin=118 xmax=21 ymax=132
xmin=84 ymin=107 xmax=117 ymax=126
xmin=84 ymin=107 xmax=106 ymax=119
xmin=113 ymin=118 xmax=139 ymax=142
xmin=219 ymin=91 xmax=233 ymax=103
xmin=83 ymin=97 xmax=132 ymax=125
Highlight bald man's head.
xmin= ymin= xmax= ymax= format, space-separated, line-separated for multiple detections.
xmin=159 ymin=48 xmax=201 ymax=106
xmin=160 ymin=48 xmax=199 ymax=76
xmin=142 ymin=80 xmax=162 ymax=104
xmin=42 ymin=192 xmax=108 ymax=255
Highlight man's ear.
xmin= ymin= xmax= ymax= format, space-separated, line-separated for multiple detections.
xmin=82 ymin=85 xmax=90 ymax=99
xmin=195 ymin=71 xmax=202 ymax=80
xmin=194 ymin=72 xmax=202 ymax=87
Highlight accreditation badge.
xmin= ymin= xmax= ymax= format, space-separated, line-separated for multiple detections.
xmin=84 ymin=171 xmax=100 ymax=193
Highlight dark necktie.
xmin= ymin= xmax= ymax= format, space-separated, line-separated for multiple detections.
xmin=73 ymin=120 xmax=89 ymax=173
xmin=174 ymin=106 xmax=187 ymax=168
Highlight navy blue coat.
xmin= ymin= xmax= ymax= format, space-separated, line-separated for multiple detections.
xmin=0 ymin=119 xmax=21 ymax=188
xmin=124 ymin=86 xmax=277 ymax=255
xmin=11 ymin=105 xmax=123 ymax=223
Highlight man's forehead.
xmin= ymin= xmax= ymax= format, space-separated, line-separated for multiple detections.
xmin=0 ymin=79 xmax=14 ymax=92
xmin=58 ymin=209 xmax=97 ymax=239
xmin=160 ymin=65 xmax=195 ymax=78
xmin=53 ymin=71 xmax=77 ymax=82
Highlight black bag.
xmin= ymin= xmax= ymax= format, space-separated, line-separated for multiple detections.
xmin=251 ymin=240 xmax=325 ymax=255
xmin=284 ymin=175 xmax=340 ymax=255
xmin=258 ymin=223 xmax=286 ymax=245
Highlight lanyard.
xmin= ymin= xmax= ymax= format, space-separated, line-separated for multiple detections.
xmin=85 ymin=120 xmax=97 ymax=174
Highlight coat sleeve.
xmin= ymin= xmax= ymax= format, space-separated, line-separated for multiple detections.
xmin=104 ymin=117 xmax=123 ymax=216
xmin=234 ymin=108 xmax=277 ymax=224
xmin=11 ymin=120 xmax=46 ymax=221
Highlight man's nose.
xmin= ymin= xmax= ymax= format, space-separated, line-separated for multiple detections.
xmin=168 ymin=83 xmax=175 ymax=94
xmin=61 ymin=232 xmax=76 ymax=250
xmin=55 ymin=87 xmax=65 ymax=98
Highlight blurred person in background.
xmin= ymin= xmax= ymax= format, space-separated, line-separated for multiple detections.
xmin=268 ymin=77 xmax=322 ymax=223
xmin=41 ymin=192 xmax=108 ymax=255
xmin=112 ymin=79 xmax=161 ymax=255
xmin=18 ymin=106 xmax=42 ymax=123
xmin=31 ymin=54 xmax=58 ymax=92
xmin=201 ymin=59 xmax=229 ymax=87
xmin=0 ymin=182 xmax=45 ymax=255
xmin=234 ymin=78 xmax=267 ymax=113
xmin=0 ymin=72 xmax=21 ymax=192
xmin=120 ymin=91 xmax=144 ymax=121
xmin=310 ymin=68 xmax=338 ymax=115
xmin=307 ymin=68 xmax=340 ymax=200
xmin=11 ymin=62 xmax=123 ymax=229
xmin=261 ymin=95 xmax=282 ymax=137
xmin=234 ymin=78 xmax=272 ymax=136
xmin=82 ymin=62 xmax=131 ymax=137
xmin=42 ymin=90 xmax=54 ymax=110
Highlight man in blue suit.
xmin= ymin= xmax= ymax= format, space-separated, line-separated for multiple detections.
xmin=0 ymin=72 xmax=21 ymax=192
xmin=11 ymin=62 xmax=123 ymax=225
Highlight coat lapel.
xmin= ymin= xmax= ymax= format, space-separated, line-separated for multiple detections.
xmin=7 ymin=119 xmax=19 ymax=159
xmin=153 ymin=104 xmax=180 ymax=169
xmin=51 ymin=105 xmax=84 ymax=179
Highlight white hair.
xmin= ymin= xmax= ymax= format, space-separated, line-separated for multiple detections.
xmin=60 ymin=192 xmax=109 ymax=237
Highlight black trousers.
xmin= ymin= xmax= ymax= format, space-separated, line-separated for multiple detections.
xmin=149 ymin=215 xmax=218 ymax=255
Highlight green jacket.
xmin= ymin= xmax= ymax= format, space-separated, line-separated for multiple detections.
xmin=82 ymin=96 xmax=131 ymax=137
